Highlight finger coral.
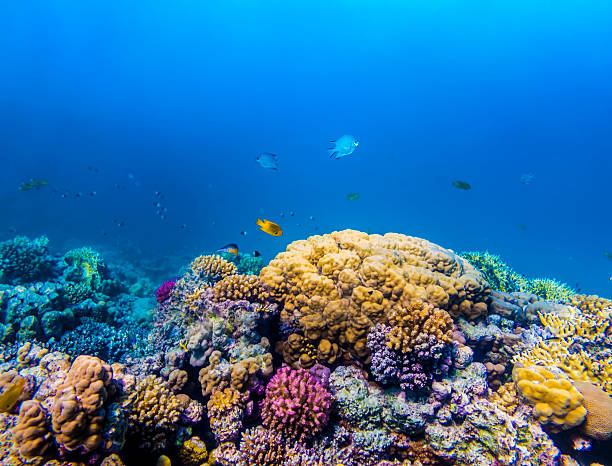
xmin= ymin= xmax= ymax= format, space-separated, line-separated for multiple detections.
xmin=260 ymin=230 xmax=489 ymax=367
xmin=261 ymin=366 xmax=331 ymax=441
xmin=51 ymin=355 xmax=114 ymax=453
xmin=212 ymin=274 xmax=268 ymax=303
xmin=190 ymin=255 xmax=237 ymax=282
xmin=512 ymin=366 xmax=587 ymax=430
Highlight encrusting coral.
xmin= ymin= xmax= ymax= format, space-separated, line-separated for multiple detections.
xmin=261 ymin=230 xmax=490 ymax=367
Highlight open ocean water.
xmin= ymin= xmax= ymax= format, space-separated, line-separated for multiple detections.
xmin=0 ymin=2 xmax=611 ymax=466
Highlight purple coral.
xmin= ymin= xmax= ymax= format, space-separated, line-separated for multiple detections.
xmin=155 ymin=280 xmax=176 ymax=303
xmin=261 ymin=366 xmax=331 ymax=441
xmin=367 ymin=324 xmax=452 ymax=393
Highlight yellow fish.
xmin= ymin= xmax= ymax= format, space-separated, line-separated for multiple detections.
xmin=156 ymin=455 xmax=171 ymax=466
xmin=256 ymin=218 xmax=282 ymax=236
xmin=0 ymin=374 xmax=26 ymax=413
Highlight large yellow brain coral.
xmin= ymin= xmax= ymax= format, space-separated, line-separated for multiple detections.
xmin=260 ymin=230 xmax=489 ymax=366
xmin=513 ymin=366 xmax=586 ymax=430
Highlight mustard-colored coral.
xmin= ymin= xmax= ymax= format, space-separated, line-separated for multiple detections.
xmin=190 ymin=255 xmax=237 ymax=281
xmin=489 ymin=382 xmax=520 ymax=416
xmin=185 ymin=284 xmax=210 ymax=312
xmin=567 ymin=294 xmax=612 ymax=317
xmin=12 ymin=400 xmax=52 ymax=460
xmin=51 ymin=355 xmax=114 ymax=453
xmin=513 ymin=366 xmax=586 ymax=430
xmin=127 ymin=375 xmax=183 ymax=450
xmin=179 ymin=436 xmax=209 ymax=466
xmin=207 ymin=388 xmax=243 ymax=442
xmin=100 ymin=454 xmax=126 ymax=466
xmin=386 ymin=299 xmax=453 ymax=353
xmin=212 ymin=274 xmax=268 ymax=303
xmin=260 ymin=230 xmax=489 ymax=366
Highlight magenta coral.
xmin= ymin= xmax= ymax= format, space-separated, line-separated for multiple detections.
xmin=261 ymin=366 xmax=331 ymax=441
xmin=156 ymin=280 xmax=176 ymax=303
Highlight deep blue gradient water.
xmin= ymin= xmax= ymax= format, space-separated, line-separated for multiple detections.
xmin=1 ymin=1 xmax=611 ymax=294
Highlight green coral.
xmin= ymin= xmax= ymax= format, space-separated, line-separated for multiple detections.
xmin=219 ymin=252 xmax=264 ymax=275
xmin=459 ymin=251 xmax=527 ymax=293
xmin=460 ymin=251 xmax=575 ymax=301
xmin=0 ymin=236 xmax=53 ymax=284
xmin=61 ymin=247 xmax=104 ymax=303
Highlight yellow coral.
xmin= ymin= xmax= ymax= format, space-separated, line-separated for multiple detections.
xmin=489 ymin=382 xmax=520 ymax=415
xmin=513 ymin=366 xmax=586 ymax=429
xmin=185 ymin=284 xmax=209 ymax=312
xmin=212 ymin=274 xmax=268 ymax=303
xmin=567 ymin=294 xmax=612 ymax=317
xmin=386 ymin=299 xmax=453 ymax=353
xmin=190 ymin=255 xmax=237 ymax=281
xmin=179 ymin=436 xmax=209 ymax=466
xmin=260 ymin=230 xmax=489 ymax=366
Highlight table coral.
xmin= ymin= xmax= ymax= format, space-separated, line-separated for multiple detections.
xmin=190 ymin=255 xmax=237 ymax=281
xmin=261 ymin=366 xmax=331 ymax=441
xmin=51 ymin=355 xmax=115 ymax=453
xmin=512 ymin=366 xmax=586 ymax=430
xmin=260 ymin=230 xmax=489 ymax=367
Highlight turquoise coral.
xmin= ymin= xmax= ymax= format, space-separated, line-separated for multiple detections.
xmin=0 ymin=236 xmax=53 ymax=284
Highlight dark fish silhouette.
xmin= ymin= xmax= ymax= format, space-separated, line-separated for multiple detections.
xmin=452 ymin=181 xmax=471 ymax=190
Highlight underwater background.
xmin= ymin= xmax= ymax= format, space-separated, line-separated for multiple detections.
xmin=1 ymin=0 xmax=611 ymax=295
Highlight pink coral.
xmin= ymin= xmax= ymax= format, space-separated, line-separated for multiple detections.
xmin=156 ymin=280 xmax=176 ymax=303
xmin=261 ymin=366 xmax=331 ymax=441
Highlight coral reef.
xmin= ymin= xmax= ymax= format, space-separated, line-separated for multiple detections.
xmin=190 ymin=255 xmax=237 ymax=281
xmin=0 ymin=236 xmax=55 ymax=284
xmin=262 ymin=230 xmax=489 ymax=367
xmin=212 ymin=274 xmax=268 ymax=303
xmin=155 ymin=280 xmax=176 ymax=303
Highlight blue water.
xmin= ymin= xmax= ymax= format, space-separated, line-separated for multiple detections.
xmin=1 ymin=1 xmax=611 ymax=294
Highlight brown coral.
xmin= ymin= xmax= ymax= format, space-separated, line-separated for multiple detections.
xmin=260 ymin=230 xmax=489 ymax=366
xmin=168 ymin=369 xmax=188 ymax=393
xmin=12 ymin=400 xmax=52 ymax=460
xmin=190 ymin=255 xmax=237 ymax=281
xmin=574 ymin=381 xmax=612 ymax=440
xmin=127 ymin=375 xmax=183 ymax=450
xmin=386 ymin=299 xmax=453 ymax=353
xmin=212 ymin=274 xmax=268 ymax=303
xmin=51 ymin=355 xmax=114 ymax=453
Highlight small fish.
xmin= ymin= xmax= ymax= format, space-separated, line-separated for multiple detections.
xmin=520 ymin=173 xmax=535 ymax=185
xmin=89 ymin=191 xmax=96 ymax=196
xmin=115 ymin=184 xmax=121 ymax=189
xmin=309 ymin=216 xmax=315 ymax=221
xmin=452 ymin=180 xmax=471 ymax=190
xmin=160 ymin=215 xmax=166 ymax=220
xmin=347 ymin=193 xmax=359 ymax=201
xmin=75 ymin=192 xmax=82 ymax=198
xmin=155 ymin=191 xmax=162 ymax=197
xmin=518 ymin=224 xmax=528 ymax=231
xmin=253 ymin=250 xmax=261 ymax=257
xmin=180 ymin=224 xmax=186 ymax=229
xmin=218 ymin=243 xmax=239 ymax=255
xmin=256 ymin=218 xmax=282 ymax=236
xmin=154 ymin=202 xmax=161 ymax=207
xmin=256 ymin=152 xmax=279 ymax=170
xmin=103 ymin=231 xmax=108 ymax=236
xmin=87 ymin=166 xmax=99 ymax=172
xmin=240 ymin=231 xmax=247 ymax=236
xmin=328 ymin=135 xmax=359 ymax=159
xmin=289 ymin=211 xmax=295 ymax=217
xmin=604 ymin=250 xmax=612 ymax=261
xmin=0 ymin=375 xmax=26 ymax=413
xmin=18 ymin=179 xmax=49 ymax=191
xmin=280 ymin=212 xmax=285 ymax=217
xmin=156 ymin=455 xmax=171 ymax=466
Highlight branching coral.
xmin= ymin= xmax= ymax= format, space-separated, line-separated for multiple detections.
xmin=126 ymin=375 xmax=183 ymax=450
xmin=567 ymin=294 xmax=612 ymax=316
xmin=51 ymin=355 xmax=115 ymax=453
xmin=212 ymin=274 xmax=268 ymax=303
xmin=460 ymin=251 xmax=528 ymax=293
xmin=179 ymin=436 xmax=209 ymax=466
xmin=261 ymin=366 xmax=331 ymax=441
xmin=190 ymin=255 xmax=237 ymax=282
xmin=524 ymin=278 xmax=575 ymax=302
xmin=207 ymin=387 xmax=244 ymax=442
xmin=261 ymin=230 xmax=489 ymax=367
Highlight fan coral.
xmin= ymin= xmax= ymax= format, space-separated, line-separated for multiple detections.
xmin=190 ymin=255 xmax=237 ymax=281
xmin=512 ymin=366 xmax=586 ymax=430
xmin=261 ymin=230 xmax=489 ymax=367
xmin=0 ymin=235 xmax=53 ymax=284
xmin=156 ymin=280 xmax=176 ymax=303
xmin=212 ymin=274 xmax=268 ymax=303
xmin=51 ymin=355 xmax=115 ymax=453
xmin=126 ymin=375 xmax=183 ymax=450
xmin=261 ymin=366 xmax=331 ymax=441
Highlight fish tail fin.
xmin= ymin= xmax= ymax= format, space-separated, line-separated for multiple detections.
xmin=329 ymin=151 xmax=338 ymax=159
xmin=256 ymin=218 xmax=264 ymax=227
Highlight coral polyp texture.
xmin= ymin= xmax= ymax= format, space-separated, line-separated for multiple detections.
xmin=0 ymin=230 xmax=610 ymax=465
xmin=261 ymin=366 xmax=331 ymax=441
xmin=261 ymin=230 xmax=490 ymax=367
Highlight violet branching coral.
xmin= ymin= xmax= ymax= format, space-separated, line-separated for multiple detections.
xmin=261 ymin=366 xmax=331 ymax=442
